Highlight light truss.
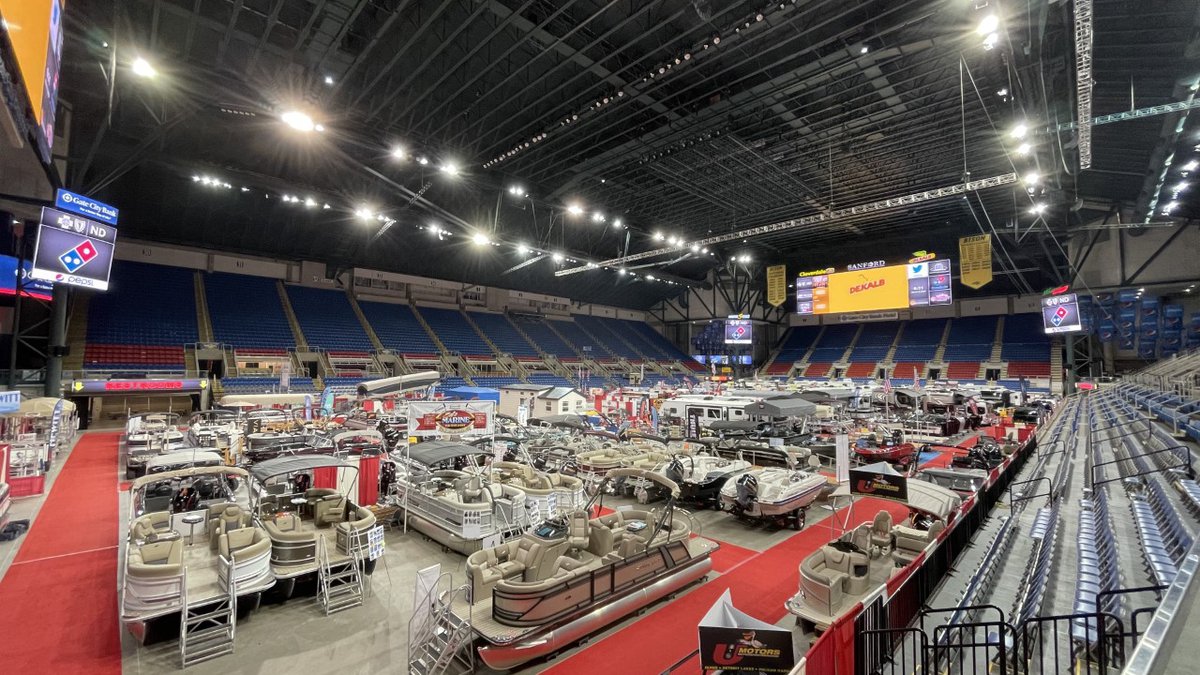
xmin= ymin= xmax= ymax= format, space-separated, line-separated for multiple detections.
xmin=1043 ymin=99 xmax=1200 ymax=134
xmin=1073 ymin=0 xmax=1094 ymax=169
xmin=554 ymin=173 xmax=1018 ymax=276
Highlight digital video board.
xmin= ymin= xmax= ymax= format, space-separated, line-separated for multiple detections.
xmin=795 ymin=258 xmax=953 ymax=315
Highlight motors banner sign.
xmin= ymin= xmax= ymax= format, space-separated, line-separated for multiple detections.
xmin=765 ymin=264 xmax=787 ymax=307
xmin=850 ymin=465 xmax=909 ymax=501
xmin=408 ymin=400 xmax=495 ymax=438
xmin=959 ymin=234 xmax=993 ymax=289
xmin=698 ymin=589 xmax=794 ymax=673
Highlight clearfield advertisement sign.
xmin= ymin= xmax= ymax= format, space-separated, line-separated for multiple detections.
xmin=408 ymin=400 xmax=495 ymax=438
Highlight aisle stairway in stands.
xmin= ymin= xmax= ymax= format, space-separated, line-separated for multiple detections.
xmin=345 ymin=293 xmax=385 ymax=352
xmin=276 ymin=281 xmax=308 ymax=348
xmin=193 ymin=271 xmax=214 ymax=342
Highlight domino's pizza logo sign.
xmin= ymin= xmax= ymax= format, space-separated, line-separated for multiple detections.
xmin=1050 ymin=306 xmax=1068 ymax=327
xmin=731 ymin=325 xmax=747 ymax=340
xmin=59 ymin=239 xmax=98 ymax=273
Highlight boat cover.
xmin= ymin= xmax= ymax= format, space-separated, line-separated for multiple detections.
xmin=743 ymin=398 xmax=818 ymax=417
xmin=405 ymin=439 xmax=489 ymax=466
xmin=130 ymin=464 xmax=249 ymax=491
xmin=248 ymin=455 xmax=353 ymax=481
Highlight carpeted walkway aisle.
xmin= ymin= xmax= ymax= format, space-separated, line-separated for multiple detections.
xmin=0 ymin=431 xmax=122 ymax=674
xmin=542 ymin=496 xmax=911 ymax=675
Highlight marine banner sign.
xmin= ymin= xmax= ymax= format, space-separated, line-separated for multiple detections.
xmin=408 ymin=400 xmax=495 ymax=438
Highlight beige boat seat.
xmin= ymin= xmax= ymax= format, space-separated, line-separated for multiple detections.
xmin=208 ymin=504 xmax=251 ymax=550
xmin=460 ymin=477 xmax=485 ymax=504
xmin=892 ymin=525 xmax=930 ymax=565
xmin=335 ymin=506 xmax=377 ymax=554
xmin=218 ymin=526 xmax=271 ymax=561
xmin=870 ymin=510 xmax=894 ymax=553
xmin=128 ymin=538 xmax=183 ymax=578
xmin=552 ymin=555 xmax=586 ymax=577
xmin=314 ymin=494 xmax=347 ymax=527
xmin=263 ymin=512 xmax=310 ymax=542
xmin=567 ymin=511 xmax=591 ymax=551
xmin=130 ymin=512 xmax=172 ymax=543
xmin=799 ymin=545 xmax=869 ymax=616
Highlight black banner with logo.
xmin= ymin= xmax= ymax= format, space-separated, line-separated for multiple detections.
xmin=699 ymin=625 xmax=795 ymax=673
xmin=850 ymin=466 xmax=909 ymax=501
xmin=686 ymin=408 xmax=703 ymax=439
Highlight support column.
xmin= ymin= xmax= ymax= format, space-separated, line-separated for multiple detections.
xmin=45 ymin=284 xmax=68 ymax=397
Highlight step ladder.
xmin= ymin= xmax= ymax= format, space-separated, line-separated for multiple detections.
xmin=179 ymin=560 xmax=236 ymax=667
xmin=409 ymin=577 xmax=475 ymax=675
xmin=318 ymin=535 xmax=365 ymax=615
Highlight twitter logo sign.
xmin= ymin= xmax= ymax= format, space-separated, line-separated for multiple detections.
xmin=907 ymin=263 xmax=928 ymax=279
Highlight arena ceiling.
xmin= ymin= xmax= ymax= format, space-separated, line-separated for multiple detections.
xmin=55 ymin=0 xmax=1200 ymax=309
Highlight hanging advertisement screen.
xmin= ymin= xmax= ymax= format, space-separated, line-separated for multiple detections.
xmin=1041 ymin=293 xmax=1083 ymax=334
xmin=725 ymin=318 xmax=752 ymax=344
xmin=29 ymin=207 xmax=118 ymax=291
xmin=796 ymin=258 xmax=953 ymax=315
xmin=0 ymin=0 xmax=64 ymax=159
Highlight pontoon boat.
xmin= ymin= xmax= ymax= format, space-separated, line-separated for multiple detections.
xmin=458 ymin=468 xmax=718 ymax=669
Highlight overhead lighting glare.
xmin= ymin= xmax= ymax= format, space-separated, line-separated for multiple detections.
xmin=859 ymin=46 xmax=869 ymax=54
xmin=417 ymin=156 xmax=429 ymax=166
xmin=440 ymin=162 xmax=460 ymax=176
xmin=391 ymin=146 xmax=406 ymax=160
xmin=653 ymin=232 xmax=665 ymax=241
xmin=552 ymin=252 xmax=564 ymax=262
xmin=354 ymin=207 xmax=374 ymax=220
xmin=1184 ymin=160 xmax=1199 ymax=172
xmin=592 ymin=212 xmax=605 ymax=223
xmin=567 ymin=203 xmax=584 ymax=216
xmin=976 ymin=14 xmax=1000 ymax=35
xmin=472 ymin=232 xmax=490 ymax=246
xmin=1009 ymin=123 xmax=1028 ymax=140
xmin=690 ymin=243 xmax=700 ymax=252
xmin=982 ymin=33 xmax=999 ymax=50
xmin=1023 ymin=172 xmax=1040 ymax=185
xmin=281 ymin=110 xmax=315 ymax=132
xmin=131 ymin=57 xmax=157 ymax=78
xmin=508 ymin=185 xmax=524 ymax=196
xmin=1016 ymin=142 xmax=1032 ymax=156
xmin=1029 ymin=203 xmax=1048 ymax=215
xmin=613 ymin=218 xmax=623 ymax=228
xmin=323 ymin=75 xmax=334 ymax=85
xmin=516 ymin=243 xmax=529 ymax=254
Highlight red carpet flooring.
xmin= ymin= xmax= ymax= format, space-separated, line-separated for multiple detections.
xmin=0 ymin=432 xmax=122 ymax=674
xmin=543 ymin=497 xmax=911 ymax=675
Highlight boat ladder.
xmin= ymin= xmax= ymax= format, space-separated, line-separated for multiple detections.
xmin=317 ymin=534 xmax=364 ymax=615
xmin=179 ymin=558 xmax=237 ymax=667
xmin=409 ymin=580 xmax=475 ymax=675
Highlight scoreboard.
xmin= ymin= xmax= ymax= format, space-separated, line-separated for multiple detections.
xmin=796 ymin=258 xmax=953 ymax=315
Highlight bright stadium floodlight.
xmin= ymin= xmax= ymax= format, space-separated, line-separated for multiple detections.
xmin=281 ymin=110 xmax=315 ymax=132
xmin=131 ymin=56 xmax=157 ymax=78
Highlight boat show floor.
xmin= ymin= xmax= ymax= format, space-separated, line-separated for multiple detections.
xmin=0 ymin=426 xmax=969 ymax=674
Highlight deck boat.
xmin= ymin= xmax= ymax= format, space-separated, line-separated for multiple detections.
xmin=387 ymin=441 xmax=531 ymax=554
xmin=786 ymin=478 xmax=961 ymax=631
xmin=719 ymin=467 xmax=826 ymax=529
xmin=186 ymin=410 xmax=241 ymax=449
xmin=458 ymin=468 xmax=718 ymax=670
xmin=121 ymin=466 xmax=275 ymax=644
xmin=247 ymin=456 xmax=377 ymax=598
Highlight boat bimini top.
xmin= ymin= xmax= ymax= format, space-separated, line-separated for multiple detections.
xmin=247 ymin=455 xmax=355 ymax=483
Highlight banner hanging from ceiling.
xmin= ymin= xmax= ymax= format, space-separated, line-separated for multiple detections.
xmin=959 ymin=234 xmax=993 ymax=289
xmin=765 ymin=264 xmax=787 ymax=307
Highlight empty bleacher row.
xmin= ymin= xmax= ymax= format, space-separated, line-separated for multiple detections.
xmin=763 ymin=314 xmax=1051 ymax=387
xmin=76 ymin=261 xmax=696 ymax=389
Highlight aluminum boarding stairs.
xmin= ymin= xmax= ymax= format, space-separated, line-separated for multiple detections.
xmin=318 ymin=536 xmax=365 ymax=615
xmin=409 ymin=579 xmax=474 ymax=675
xmin=179 ymin=559 xmax=236 ymax=667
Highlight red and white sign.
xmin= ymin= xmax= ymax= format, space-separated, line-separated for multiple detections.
xmin=407 ymin=400 xmax=495 ymax=438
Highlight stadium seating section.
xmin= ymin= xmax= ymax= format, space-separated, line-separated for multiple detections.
xmin=286 ymin=285 xmax=374 ymax=353
xmin=358 ymin=300 xmax=439 ymax=357
xmin=419 ymin=307 xmax=491 ymax=356
xmin=206 ymin=272 xmax=294 ymax=351
xmin=84 ymin=261 xmax=198 ymax=369
xmin=468 ymin=312 xmax=539 ymax=357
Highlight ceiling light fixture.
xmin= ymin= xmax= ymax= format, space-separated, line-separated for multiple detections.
xmin=1016 ymin=142 xmax=1032 ymax=156
xmin=281 ymin=110 xmax=315 ymax=132
xmin=440 ymin=162 xmax=460 ymax=176
xmin=391 ymin=146 xmax=406 ymax=160
xmin=131 ymin=56 xmax=157 ymax=78
xmin=976 ymin=14 xmax=1000 ymax=35
xmin=1009 ymin=122 xmax=1028 ymax=140
xmin=592 ymin=212 xmax=605 ymax=223
xmin=567 ymin=203 xmax=584 ymax=216
xmin=417 ymin=156 xmax=429 ymax=166
xmin=472 ymin=232 xmax=490 ymax=246
xmin=552 ymin=252 xmax=564 ymax=262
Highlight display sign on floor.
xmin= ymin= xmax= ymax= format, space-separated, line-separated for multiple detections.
xmin=850 ymin=462 xmax=909 ymax=501
xmin=698 ymin=589 xmax=795 ymax=673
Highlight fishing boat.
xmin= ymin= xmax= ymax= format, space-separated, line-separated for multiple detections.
xmin=851 ymin=433 xmax=917 ymax=465
xmin=455 ymin=468 xmax=718 ymax=670
xmin=121 ymin=466 xmax=275 ymax=645
xmin=719 ymin=467 xmax=826 ymax=529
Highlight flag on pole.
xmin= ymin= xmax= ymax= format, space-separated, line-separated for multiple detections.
xmin=882 ymin=378 xmax=892 ymax=394
xmin=913 ymin=374 xmax=921 ymax=391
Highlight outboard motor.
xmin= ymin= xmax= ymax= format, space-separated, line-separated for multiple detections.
xmin=664 ymin=458 xmax=685 ymax=485
xmin=734 ymin=473 xmax=758 ymax=510
xmin=379 ymin=461 xmax=396 ymax=495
